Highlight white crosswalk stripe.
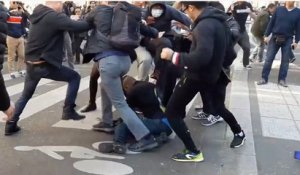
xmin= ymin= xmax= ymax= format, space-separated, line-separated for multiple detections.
xmin=0 ymin=76 xmax=91 ymax=122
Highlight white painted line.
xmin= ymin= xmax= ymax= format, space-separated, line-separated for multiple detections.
xmin=52 ymin=97 xmax=107 ymax=130
xmin=0 ymin=76 xmax=90 ymax=122
xmin=7 ymin=79 xmax=54 ymax=96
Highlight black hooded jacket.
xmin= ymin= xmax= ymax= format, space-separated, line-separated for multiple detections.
xmin=146 ymin=3 xmax=192 ymax=33
xmin=25 ymin=5 xmax=91 ymax=68
xmin=174 ymin=7 xmax=227 ymax=84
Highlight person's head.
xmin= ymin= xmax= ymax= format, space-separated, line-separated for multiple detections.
xmin=10 ymin=1 xmax=21 ymax=10
xmin=285 ymin=1 xmax=295 ymax=8
xmin=121 ymin=75 xmax=137 ymax=95
xmin=151 ymin=4 xmax=165 ymax=18
xmin=237 ymin=0 xmax=246 ymax=5
xmin=180 ymin=1 xmax=208 ymax=21
xmin=267 ymin=3 xmax=276 ymax=15
xmin=46 ymin=1 xmax=63 ymax=12
xmin=74 ymin=7 xmax=81 ymax=15
xmin=90 ymin=1 xmax=96 ymax=9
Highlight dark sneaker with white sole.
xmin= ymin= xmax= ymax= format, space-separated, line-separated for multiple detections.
xmin=98 ymin=142 xmax=126 ymax=154
xmin=230 ymin=130 xmax=246 ymax=148
xmin=128 ymin=135 xmax=158 ymax=153
xmin=92 ymin=122 xmax=114 ymax=133
xmin=200 ymin=115 xmax=223 ymax=126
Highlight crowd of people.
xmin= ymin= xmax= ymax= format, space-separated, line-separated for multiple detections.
xmin=0 ymin=0 xmax=299 ymax=163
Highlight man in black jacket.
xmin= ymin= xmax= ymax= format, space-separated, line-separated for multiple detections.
xmin=161 ymin=1 xmax=245 ymax=162
xmin=5 ymin=1 xmax=91 ymax=136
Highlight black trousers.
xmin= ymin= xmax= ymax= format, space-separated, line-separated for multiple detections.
xmin=166 ymin=73 xmax=241 ymax=153
xmin=88 ymin=62 xmax=100 ymax=104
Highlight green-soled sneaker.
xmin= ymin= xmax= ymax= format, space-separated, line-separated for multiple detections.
xmin=172 ymin=151 xmax=204 ymax=162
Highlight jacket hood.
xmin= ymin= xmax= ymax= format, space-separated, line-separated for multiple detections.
xmin=30 ymin=5 xmax=54 ymax=24
xmin=149 ymin=2 xmax=167 ymax=17
xmin=193 ymin=6 xmax=227 ymax=29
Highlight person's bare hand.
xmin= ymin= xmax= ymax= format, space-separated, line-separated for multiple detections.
xmin=4 ymin=102 xmax=15 ymax=121
xmin=161 ymin=48 xmax=174 ymax=61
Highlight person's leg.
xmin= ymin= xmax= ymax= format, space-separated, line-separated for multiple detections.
xmin=278 ymin=38 xmax=293 ymax=84
xmin=166 ymin=77 xmax=200 ymax=153
xmin=99 ymin=55 xmax=150 ymax=141
xmin=44 ymin=65 xmax=84 ymax=120
xmin=135 ymin=46 xmax=152 ymax=81
xmin=250 ymin=35 xmax=259 ymax=60
xmin=5 ymin=64 xmax=42 ymax=135
xmin=238 ymin=31 xmax=251 ymax=67
xmin=16 ymin=37 xmax=25 ymax=74
xmin=81 ymin=63 xmax=100 ymax=112
xmin=261 ymin=36 xmax=280 ymax=82
xmin=213 ymin=73 xmax=245 ymax=148
xmin=6 ymin=36 xmax=18 ymax=76
xmin=64 ymin=32 xmax=74 ymax=69
xmin=166 ymin=77 xmax=204 ymax=162
xmin=257 ymin=37 xmax=265 ymax=62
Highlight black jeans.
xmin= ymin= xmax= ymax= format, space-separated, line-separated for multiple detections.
xmin=166 ymin=73 xmax=241 ymax=153
xmin=11 ymin=63 xmax=81 ymax=122
xmin=88 ymin=62 xmax=100 ymax=104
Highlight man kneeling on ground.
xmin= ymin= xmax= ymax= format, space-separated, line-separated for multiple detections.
xmin=98 ymin=75 xmax=172 ymax=154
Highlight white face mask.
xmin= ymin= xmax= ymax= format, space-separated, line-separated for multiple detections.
xmin=151 ymin=9 xmax=163 ymax=18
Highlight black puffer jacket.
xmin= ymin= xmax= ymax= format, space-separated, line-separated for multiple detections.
xmin=0 ymin=4 xmax=8 ymax=71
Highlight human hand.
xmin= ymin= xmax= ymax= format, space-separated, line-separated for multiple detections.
xmin=160 ymin=48 xmax=174 ymax=61
xmin=292 ymin=43 xmax=298 ymax=50
xmin=3 ymin=102 xmax=15 ymax=121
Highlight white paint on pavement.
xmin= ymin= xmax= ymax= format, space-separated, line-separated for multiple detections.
xmin=7 ymin=79 xmax=54 ymax=96
xmin=0 ymin=76 xmax=91 ymax=122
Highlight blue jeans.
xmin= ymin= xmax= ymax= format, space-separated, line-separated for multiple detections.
xmin=114 ymin=118 xmax=172 ymax=144
xmin=12 ymin=63 xmax=81 ymax=122
xmin=262 ymin=36 xmax=293 ymax=82
xmin=98 ymin=55 xmax=150 ymax=141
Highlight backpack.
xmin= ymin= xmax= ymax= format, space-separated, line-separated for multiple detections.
xmin=109 ymin=2 xmax=142 ymax=51
xmin=223 ymin=15 xmax=241 ymax=68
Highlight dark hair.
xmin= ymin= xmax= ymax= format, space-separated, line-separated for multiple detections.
xmin=267 ymin=3 xmax=276 ymax=9
xmin=181 ymin=1 xmax=208 ymax=9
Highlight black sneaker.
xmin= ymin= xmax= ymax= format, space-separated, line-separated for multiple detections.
xmin=172 ymin=150 xmax=204 ymax=162
xmin=230 ymin=130 xmax=246 ymax=148
xmin=98 ymin=142 xmax=114 ymax=153
xmin=128 ymin=135 xmax=158 ymax=153
xmin=113 ymin=143 xmax=127 ymax=154
xmin=92 ymin=122 xmax=114 ymax=133
xmin=5 ymin=121 xmax=21 ymax=136
xmin=61 ymin=110 xmax=85 ymax=120
xmin=80 ymin=103 xmax=97 ymax=113
xmin=192 ymin=111 xmax=208 ymax=120
xmin=155 ymin=132 xmax=169 ymax=145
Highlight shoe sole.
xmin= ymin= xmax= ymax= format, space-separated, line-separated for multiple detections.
xmin=231 ymin=137 xmax=246 ymax=148
xmin=92 ymin=128 xmax=114 ymax=133
xmin=172 ymin=157 xmax=204 ymax=162
xmin=61 ymin=116 xmax=86 ymax=121
xmin=5 ymin=128 xmax=21 ymax=136
xmin=201 ymin=119 xmax=223 ymax=127
xmin=128 ymin=142 xmax=159 ymax=153
xmin=191 ymin=116 xmax=208 ymax=120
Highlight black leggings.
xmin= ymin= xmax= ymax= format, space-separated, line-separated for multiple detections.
xmin=88 ymin=63 xmax=100 ymax=104
xmin=166 ymin=74 xmax=241 ymax=153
